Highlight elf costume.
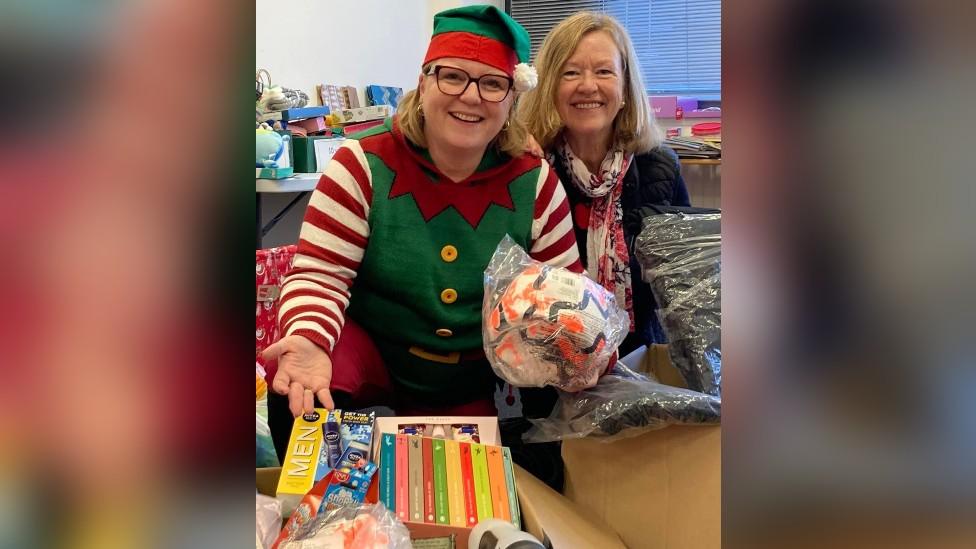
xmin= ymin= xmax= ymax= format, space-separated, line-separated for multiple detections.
xmin=277 ymin=5 xmax=582 ymax=408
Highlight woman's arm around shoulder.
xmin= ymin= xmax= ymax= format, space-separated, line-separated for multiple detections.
xmin=528 ymin=160 xmax=583 ymax=273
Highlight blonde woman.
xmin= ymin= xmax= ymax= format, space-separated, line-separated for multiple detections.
xmin=262 ymin=5 xmax=584 ymax=437
xmin=519 ymin=12 xmax=691 ymax=354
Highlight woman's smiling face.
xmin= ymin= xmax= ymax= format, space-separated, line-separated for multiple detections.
xmin=555 ymin=31 xmax=625 ymax=144
xmin=419 ymin=57 xmax=513 ymax=156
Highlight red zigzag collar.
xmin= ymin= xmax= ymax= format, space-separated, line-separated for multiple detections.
xmin=359 ymin=121 xmax=539 ymax=229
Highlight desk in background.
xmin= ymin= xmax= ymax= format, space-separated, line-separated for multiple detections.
xmin=679 ymin=158 xmax=721 ymax=166
xmin=256 ymin=173 xmax=319 ymax=248
xmin=678 ymin=158 xmax=721 ymax=209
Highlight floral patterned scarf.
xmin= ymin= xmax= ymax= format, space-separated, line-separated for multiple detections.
xmin=552 ymin=139 xmax=635 ymax=330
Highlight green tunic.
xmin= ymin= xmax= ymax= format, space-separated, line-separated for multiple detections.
xmin=345 ymin=119 xmax=541 ymax=403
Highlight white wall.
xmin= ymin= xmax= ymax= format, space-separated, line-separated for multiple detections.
xmin=256 ymin=0 xmax=426 ymax=107
xmin=255 ymin=0 xmax=717 ymax=248
xmin=256 ymin=0 xmax=502 ymax=247
xmin=256 ymin=0 xmax=503 ymax=109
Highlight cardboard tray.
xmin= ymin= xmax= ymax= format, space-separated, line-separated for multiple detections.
xmin=564 ymin=344 xmax=721 ymax=549
xmin=257 ymin=465 xmax=624 ymax=548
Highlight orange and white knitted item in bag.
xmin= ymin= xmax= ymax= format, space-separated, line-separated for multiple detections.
xmin=483 ymin=237 xmax=628 ymax=392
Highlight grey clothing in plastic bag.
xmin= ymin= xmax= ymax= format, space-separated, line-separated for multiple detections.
xmin=635 ymin=212 xmax=722 ymax=396
xmin=524 ymin=364 xmax=721 ymax=443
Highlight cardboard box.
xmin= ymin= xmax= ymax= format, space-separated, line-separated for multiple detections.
xmin=370 ymin=416 xmax=501 ymax=461
xmin=256 ymin=166 xmax=294 ymax=179
xmin=365 ymin=85 xmax=404 ymax=109
xmin=651 ymin=96 xmax=711 ymax=119
xmin=293 ymin=116 xmax=328 ymax=134
xmin=562 ymin=426 xmax=720 ymax=549
xmin=291 ymin=136 xmax=345 ymax=173
xmin=291 ymin=136 xmax=317 ymax=173
xmin=563 ymin=344 xmax=720 ymax=549
xmin=257 ymin=465 xmax=621 ymax=548
xmin=275 ymin=410 xmax=330 ymax=515
xmin=312 ymin=138 xmax=345 ymax=173
xmin=257 ymin=466 xmax=281 ymax=499
xmin=342 ymin=119 xmax=384 ymax=136
xmin=340 ymin=86 xmax=360 ymax=108
xmin=677 ymin=96 xmax=699 ymax=113
xmin=332 ymin=105 xmax=391 ymax=124
xmin=514 ymin=464 xmax=627 ymax=549
xmin=620 ymin=344 xmax=689 ymax=389
xmin=317 ymin=83 xmax=344 ymax=112
xmin=371 ymin=417 xmax=502 ymax=545
xmin=650 ymin=95 xmax=677 ymax=118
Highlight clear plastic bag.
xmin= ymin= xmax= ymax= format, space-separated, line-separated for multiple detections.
xmin=277 ymin=503 xmax=410 ymax=549
xmin=523 ymin=364 xmax=721 ymax=443
xmin=483 ymin=236 xmax=629 ymax=392
xmin=634 ymin=212 xmax=722 ymax=396
xmin=657 ymin=272 xmax=721 ymax=396
xmin=256 ymin=493 xmax=282 ymax=549
xmin=257 ymin=362 xmax=279 ymax=467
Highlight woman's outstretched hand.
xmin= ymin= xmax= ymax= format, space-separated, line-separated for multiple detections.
xmin=262 ymin=335 xmax=335 ymax=416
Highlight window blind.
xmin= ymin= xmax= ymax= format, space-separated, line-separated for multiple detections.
xmin=508 ymin=0 xmax=721 ymax=96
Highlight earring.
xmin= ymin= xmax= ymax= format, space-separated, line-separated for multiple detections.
xmin=502 ymin=119 xmax=511 ymax=131
xmin=621 ymin=101 xmax=626 ymax=107
xmin=417 ymin=103 xmax=424 ymax=117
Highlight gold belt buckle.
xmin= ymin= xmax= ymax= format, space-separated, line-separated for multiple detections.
xmin=408 ymin=346 xmax=461 ymax=364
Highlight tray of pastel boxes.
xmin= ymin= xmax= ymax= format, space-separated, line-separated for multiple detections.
xmin=272 ymin=410 xmax=516 ymax=548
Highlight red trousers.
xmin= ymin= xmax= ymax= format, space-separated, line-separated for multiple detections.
xmin=270 ymin=318 xmax=497 ymax=416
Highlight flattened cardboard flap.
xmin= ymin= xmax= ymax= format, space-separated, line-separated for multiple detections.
xmin=620 ymin=344 xmax=688 ymax=389
xmin=514 ymin=464 xmax=627 ymax=549
xmin=257 ymin=467 xmax=279 ymax=497
xmin=563 ymin=426 xmax=721 ymax=549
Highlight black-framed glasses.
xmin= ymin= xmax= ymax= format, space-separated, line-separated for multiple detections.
xmin=426 ymin=65 xmax=513 ymax=103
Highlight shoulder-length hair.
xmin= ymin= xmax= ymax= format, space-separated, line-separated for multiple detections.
xmin=517 ymin=12 xmax=664 ymax=154
xmin=397 ymin=64 xmax=528 ymax=158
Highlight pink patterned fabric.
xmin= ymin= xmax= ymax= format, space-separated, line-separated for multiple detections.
xmin=551 ymin=140 xmax=635 ymax=331
xmin=256 ymin=245 xmax=297 ymax=380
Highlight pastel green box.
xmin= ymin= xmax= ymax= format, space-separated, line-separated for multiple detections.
xmin=291 ymin=136 xmax=317 ymax=173
xmin=292 ymin=136 xmax=346 ymax=173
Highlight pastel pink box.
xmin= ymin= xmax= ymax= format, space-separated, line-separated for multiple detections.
xmin=649 ymin=95 xmax=677 ymax=118
xmin=294 ymin=116 xmax=329 ymax=134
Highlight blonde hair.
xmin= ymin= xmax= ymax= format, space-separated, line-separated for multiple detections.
xmin=397 ymin=65 xmax=528 ymax=158
xmin=517 ymin=12 xmax=664 ymax=154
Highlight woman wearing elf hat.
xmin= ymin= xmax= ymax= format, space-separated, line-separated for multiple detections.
xmin=262 ymin=5 xmax=584 ymax=426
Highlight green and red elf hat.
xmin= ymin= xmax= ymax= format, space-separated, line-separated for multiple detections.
xmin=423 ymin=5 xmax=537 ymax=92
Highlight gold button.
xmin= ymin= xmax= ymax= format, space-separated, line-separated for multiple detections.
xmin=440 ymin=245 xmax=458 ymax=262
xmin=435 ymin=328 xmax=453 ymax=337
xmin=440 ymin=288 xmax=458 ymax=304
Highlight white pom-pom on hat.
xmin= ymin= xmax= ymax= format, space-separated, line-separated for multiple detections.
xmin=513 ymin=63 xmax=537 ymax=92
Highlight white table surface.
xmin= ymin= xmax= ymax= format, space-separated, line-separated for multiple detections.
xmin=256 ymin=172 xmax=320 ymax=193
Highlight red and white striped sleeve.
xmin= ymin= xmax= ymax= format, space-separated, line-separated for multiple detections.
xmin=277 ymin=140 xmax=373 ymax=356
xmin=529 ymin=160 xmax=583 ymax=273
